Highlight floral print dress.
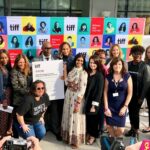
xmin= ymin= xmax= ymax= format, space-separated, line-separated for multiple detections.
xmin=61 ymin=67 xmax=87 ymax=146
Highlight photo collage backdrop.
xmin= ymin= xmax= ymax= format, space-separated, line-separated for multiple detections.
xmin=0 ymin=16 xmax=145 ymax=64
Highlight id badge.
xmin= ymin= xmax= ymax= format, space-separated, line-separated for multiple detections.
xmin=113 ymin=92 xmax=119 ymax=97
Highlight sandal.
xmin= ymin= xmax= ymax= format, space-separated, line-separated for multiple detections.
xmin=87 ymin=136 xmax=96 ymax=145
xmin=6 ymin=130 xmax=13 ymax=136
xmin=71 ymin=144 xmax=79 ymax=149
xmin=142 ymin=128 xmax=150 ymax=133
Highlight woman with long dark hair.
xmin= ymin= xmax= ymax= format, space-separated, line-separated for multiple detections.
xmin=84 ymin=55 xmax=104 ymax=145
xmin=11 ymin=36 xmax=19 ymax=48
xmin=0 ymin=49 xmax=12 ymax=137
xmin=61 ymin=53 xmax=88 ymax=149
xmin=25 ymin=36 xmax=33 ymax=48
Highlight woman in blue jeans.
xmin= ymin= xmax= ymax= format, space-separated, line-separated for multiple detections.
xmin=14 ymin=80 xmax=50 ymax=140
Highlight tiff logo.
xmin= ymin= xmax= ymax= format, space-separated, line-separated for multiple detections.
xmin=117 ymin=38 xmax=126 ymax=44
xmin=10 ymin=24 xmax=19 ymax=31
xmin=39 ymin=39 xmax=48 ymax=45
xmin=66 ymin=25 xmax=75 ymax=31
xmin=35 ymin=64 xmax=40 ymax=68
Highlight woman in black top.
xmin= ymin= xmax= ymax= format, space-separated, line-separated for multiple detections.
xmin=142 ymin=46 xmax=150 ymax=133
xmin=14 ymin=80 xmax=50 ymax=140
xmin=84 ymin=55 xmax=104 ymax=145
xmin=125 ymin=45 xmax=149 ymax=138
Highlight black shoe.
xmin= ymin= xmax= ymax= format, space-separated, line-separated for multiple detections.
xmin=56 ymin=134 xmax=62 ymax=141
xmin=124 ymin=129 xmax=135 ymax=137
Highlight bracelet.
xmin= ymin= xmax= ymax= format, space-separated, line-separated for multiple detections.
xmin=19 ymin=124 xmax=25 ymax=128
xmin=104 ymin=108 xmax=108 ymax=112
xmin=124 ymin=104 xmax=128 ymax=108
xmin=76 ymin=101 xmax=80 ymax=104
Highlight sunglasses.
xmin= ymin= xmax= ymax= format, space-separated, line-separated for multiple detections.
xmin=36 ymin=87 xmax=45 ymax=90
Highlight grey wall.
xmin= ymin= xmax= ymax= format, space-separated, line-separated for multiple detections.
xmin=89 ymin=0 xmax=118 ymax=17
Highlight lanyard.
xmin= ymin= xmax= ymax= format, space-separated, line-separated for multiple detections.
xmin=114 ymin=80 xmax=119 ymax=88
xmin=114 ymin=79 xmax=120 ymax=92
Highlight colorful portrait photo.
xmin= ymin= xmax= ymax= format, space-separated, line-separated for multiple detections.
xmin=51 ymin=17 xmax=64 ymax=34
xmin=116 ymin=18 xmax=129 ymax=34
xmin=22 ymin=35 xmax=36 ymax=49
xmin=0 ymin=17 xmax=7 ymax=35
xmin=37 ymin=17 xmax=50 ymax=35
xmin=78 ymin=17 xmax=90 ymax=35
xmin=104 ymin=18 xmax=116 ymax=34
xmin=8 ymin=35 xmax=22 ymax=49
xmin=77 ymin=35 xmax=90 ymax=48
xmin=102 ymin=35 xmax=115 ymax=48
xmin=22 ymin=17 xmax=36 ymax=35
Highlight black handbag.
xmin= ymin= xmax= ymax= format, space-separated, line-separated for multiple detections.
xmin=100 ymin=135 xmax=125 ymax=150
xmin=110 ymin=138 xmax=125 ymax=150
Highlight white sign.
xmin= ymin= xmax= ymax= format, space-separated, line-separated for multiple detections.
xmin=0 ymin=104 xmax=13 ymax=113
xmin=32 ymin=60 xmax=64 ymax=100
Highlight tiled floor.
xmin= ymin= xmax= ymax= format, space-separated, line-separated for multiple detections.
xmin=40 ymin=110 xmax=150 ymax=150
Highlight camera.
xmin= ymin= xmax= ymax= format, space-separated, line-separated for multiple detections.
xmin=3 ymin=138 xmax=31 ymax=150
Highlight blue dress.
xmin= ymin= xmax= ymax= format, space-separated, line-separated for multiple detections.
xmin=106 ymin=73 xmax=130 ymax=127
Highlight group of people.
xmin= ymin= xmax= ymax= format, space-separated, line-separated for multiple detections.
xmin=0 ymin=41 xmax=150 ymax=149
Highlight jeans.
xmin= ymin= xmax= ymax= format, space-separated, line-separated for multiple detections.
xmin=14 ymin=121 xmax=46 ymax=140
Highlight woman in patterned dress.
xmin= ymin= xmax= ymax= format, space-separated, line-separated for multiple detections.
xmin=61 ymin=53 xmax=88 ymax=149
xmin=0 ymin=49 xmax=12 ymax=138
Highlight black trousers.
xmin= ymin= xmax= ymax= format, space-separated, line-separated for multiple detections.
xmin=128 ymin=96 xmax=142 ymax=130
xmin=44 ymin=100 xmax=64 ymax=135
xmin=146 ymin=89 xmax=150 ymax=126
xmin=86 ymin=113 xmax=100 ymax=138
xmin=12 ymin=106 xmax=19 ymax=138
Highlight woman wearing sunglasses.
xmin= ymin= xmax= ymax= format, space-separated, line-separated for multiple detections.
xmin=14 ymin=80 xmax=50 ymax=140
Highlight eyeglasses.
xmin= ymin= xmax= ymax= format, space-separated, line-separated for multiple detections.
xmin=36 ymin=87 xmax=45 ymax=90
xmin=44 ymin=47 xmax=52 ymax=51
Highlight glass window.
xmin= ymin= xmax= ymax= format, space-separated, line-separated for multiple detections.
xmin=12 ymin=0 xmax=40 ymax=9
xmin=11 ymin=0 xmax=89 ymax=16
xmin=0 ymin=0 xmax=4 ymax=7
xmin=117 ymin=0 xmax=150 ymax=17
xmin=0 ymin=8 xmax=4 ymax=16
xmin=42 ymin=0 xmax=70 ymax=10
xmin=117 ymin=0 xmax=126 ymax=11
